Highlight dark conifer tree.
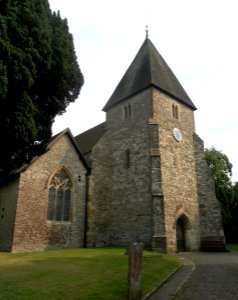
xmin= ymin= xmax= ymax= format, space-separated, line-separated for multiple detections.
xmin=0 ymin=0 xmax=84 ymax=180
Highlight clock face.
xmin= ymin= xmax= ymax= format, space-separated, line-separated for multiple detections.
xmin=173 ymin=128 xmax=182 ymax=142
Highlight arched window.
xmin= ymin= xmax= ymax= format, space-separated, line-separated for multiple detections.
xmin=123 ymin=104 xmax=132 ymax=119
xmin=47 ymin=168 xmax=72 ymax=222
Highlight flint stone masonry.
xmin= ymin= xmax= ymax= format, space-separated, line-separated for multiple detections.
xmin=151 ymin=88 xmax=200 ymax=252
xmin=87 ymin=89 xmax=153 ymax=247
xmin=87 ymin=84 xmax=224 ymax=252
xmin=193 ymin=134 xmax=224 ymax=241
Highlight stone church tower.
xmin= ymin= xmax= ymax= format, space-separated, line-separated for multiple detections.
xmin=76 ymin=37 xmax=224 ymax=252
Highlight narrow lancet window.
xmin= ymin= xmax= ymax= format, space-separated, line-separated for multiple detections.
xmin=125 ymin=149 xmax=130 ymax=168
xmin=172 ymin=104 xmax=179 ymax=119
xmin=128 ymin=104 xmax=132 ymax=117
xmin=124 ymin=104 xmax=132 ymax=119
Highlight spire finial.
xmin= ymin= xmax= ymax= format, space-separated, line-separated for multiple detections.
xmin=145 ymin=25 xmax=149 ymax=39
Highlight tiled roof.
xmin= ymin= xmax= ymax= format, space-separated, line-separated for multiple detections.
xmin=10 ymin=128 xmax=90 ymax=177
xmin=103 ymin=38 xmax=196 ymax=111
xmin=74 ymin=122 xmax=107 ymax=154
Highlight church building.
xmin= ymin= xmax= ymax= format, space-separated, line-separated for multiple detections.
xmin=0 ymin=37 xmax=225 ymax=252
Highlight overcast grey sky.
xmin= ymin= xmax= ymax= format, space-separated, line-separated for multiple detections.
xmin=49 ymin=0 xmax=238 ymax=182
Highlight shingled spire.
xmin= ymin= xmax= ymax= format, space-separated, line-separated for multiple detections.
xmin=103 ymin=38 xmax=196 ymax=111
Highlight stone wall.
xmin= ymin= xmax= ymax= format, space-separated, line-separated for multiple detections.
xmin=151 ymin=88 xmax=200 ymax=252
xmin=88 ymin=86 xmax=223 ymax=252
xmin=193 ymin=133 xmax=225 ymax=242
xmin=86 ymin=128 xmax=112 ymax=247
xmin=87 ymin=89 xmax=153 ymax=247
xmin=9 ymin=133 xmax=87 ymax=252
xmin=0 ymin=177 xmax=19 ymax=251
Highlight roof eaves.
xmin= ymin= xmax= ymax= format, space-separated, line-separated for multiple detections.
xmin=102 ymin=86 xmax=152 ymax=112
xmin=14 ymin=128 xmax=90 ymax=176
xmin=151 ymin=84 xmax=197 ymax=110
xmin=60 ymin=129 xmax=90 ymax=172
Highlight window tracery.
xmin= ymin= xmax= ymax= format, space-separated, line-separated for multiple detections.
xmin=47 ymin=168 xmax=72 ymax=222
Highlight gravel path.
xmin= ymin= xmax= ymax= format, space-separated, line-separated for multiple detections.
xmin=147 ymin=252 xmax=238 ymax=300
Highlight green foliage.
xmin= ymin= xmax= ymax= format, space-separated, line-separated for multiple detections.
xmin=205 ymin=147 xmax=238 ymax=242
xmin=0 ymin=247 xmax=181 ymax=299
xmin=0 ymin=0 xmax=83 ymax=179
xmin=205 ymin=147 xmax=232 ymax=188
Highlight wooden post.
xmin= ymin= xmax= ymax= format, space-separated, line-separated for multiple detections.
xmin=128 ymin=242 xmax=143 ymax=300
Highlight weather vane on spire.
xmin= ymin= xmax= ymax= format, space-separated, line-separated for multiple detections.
xmin=145 ymin=25 xmax=149 ymax=38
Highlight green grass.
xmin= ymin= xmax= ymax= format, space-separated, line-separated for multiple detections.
xmin=0 ymin=247 xmax=180 ymax=300
xmin=227 ymin=244 xmax=238 ymax=252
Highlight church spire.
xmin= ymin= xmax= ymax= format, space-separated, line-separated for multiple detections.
xmin=103 ymin=38 xmax=197 ymax=112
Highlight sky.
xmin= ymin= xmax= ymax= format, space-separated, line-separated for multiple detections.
xmin=49 ymin=0 xmax=238 ymax=182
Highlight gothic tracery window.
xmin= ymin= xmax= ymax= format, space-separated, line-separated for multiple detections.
xmin=47 ymin=168 xmax=72 ymax=222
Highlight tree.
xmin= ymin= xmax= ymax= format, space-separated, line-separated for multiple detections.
xmin=205 ymin=147 xmax=238 ymax=242
xmin=0 ymin=0 xmax=83 ymax=180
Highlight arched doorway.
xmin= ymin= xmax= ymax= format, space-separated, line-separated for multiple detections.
xmin=176 ymin=217 xmax=186 ymax=252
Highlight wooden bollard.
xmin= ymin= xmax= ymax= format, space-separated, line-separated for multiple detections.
xmin=128 ymin=242 xmax=143 ymax=300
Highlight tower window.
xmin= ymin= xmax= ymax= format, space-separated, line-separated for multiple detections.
xmin=125 ymin=149 xmax=130 ymax=168
xmin=124 ymin=104 xmax=132 ymax=119
xmin=172 ymin=104 xmax=179 ymax=119
xmin=47 ymin=168 xmax=73 ymax=222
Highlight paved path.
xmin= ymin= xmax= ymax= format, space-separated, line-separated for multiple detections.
xmin=147 ymin=252 xmax=238 ymax=300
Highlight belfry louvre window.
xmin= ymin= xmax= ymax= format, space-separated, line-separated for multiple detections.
xmin=47 ymin=168 xmax=72 ymax=221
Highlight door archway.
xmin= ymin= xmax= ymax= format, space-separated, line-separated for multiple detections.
xmin=176 ymin=216 xmax=186 ymax=252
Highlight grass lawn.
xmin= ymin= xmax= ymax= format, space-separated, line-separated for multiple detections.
xmin=0 ymin=247 xmax=180 ymax=300
xmin=227 ymin=244 xmax=238 ymax=252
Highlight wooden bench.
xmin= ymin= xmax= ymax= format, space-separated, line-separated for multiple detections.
xmin=201 ymin=240 xmax=226 ymax=252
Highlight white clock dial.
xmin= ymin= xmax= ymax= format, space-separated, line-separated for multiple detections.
xmin=173 ymin=128 xmax=182 ymax=142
